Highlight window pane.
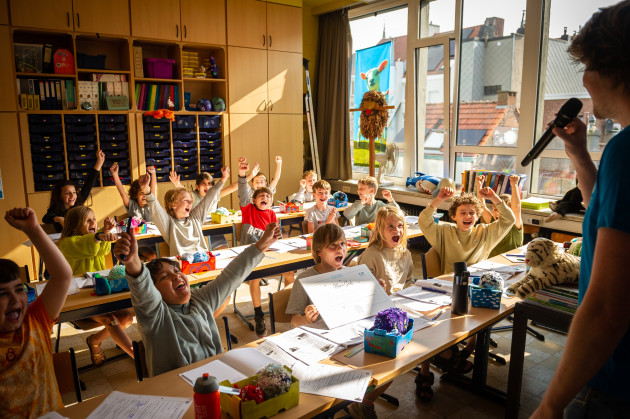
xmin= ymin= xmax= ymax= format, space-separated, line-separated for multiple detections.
xmin=349 ymin=7 xmax=408 ymax=177
xmin=416 ymin=45 xmax=447 ymax=177
xmin=418 ymin=0 xmax=455 ymax=38
xmin=534 ymin=0 xmax=619 ymax=195
xmin=456 ymin=0 xmax=526 ymax=147
xmin=454 ymin=152 xmax=515 ymax=186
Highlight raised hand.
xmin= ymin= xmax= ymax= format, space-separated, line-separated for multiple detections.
xmin=326 ymin=207 xmax=337 ymax=223
xmin=303 ymin=305 xmax=319 ymax=323
xmin=139 ymin=173 xmax=151 ymax=193
xmin=255 ymin=222 xmax=282 ymax=253
xmin=104 ymin=217 xmax=117 ymax=232
xmin=275 ymin=156 xmax=282 ymax=165
xmin=5 ymin=207 xmax=39 ymax=233
xmin=437 ymin=187 xmax=454 ymax=200
xmin=238 ymin=159 xmax=249 ymax=177
xmin=382 ymin=189 xmax=393 ymax=202
xmin=221 ymin=166 xmax=230 ymax=182
xmin=113 ymin=228 xmax=142 ymax=276
xmin=169 ymin=170 xmax=181 ymax=186
xmin=95 ymin=149 xmax=106 ymax=170
xmin=147 ymin=166 xmax=156 ymax=175
xmin=479 ymin=187 xmax=499 ymax=202
xmin=509 ymin=174 xmax=519 ymax=185
xmin=110 ymin=162 xmax=119 ymax=176
xmin=475 ymin=174 xmax=485 ymax=192
xmin=300 ymin=179 xmax=307 ymax=189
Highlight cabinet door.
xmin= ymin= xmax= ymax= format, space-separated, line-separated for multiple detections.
xmin=73 ymin=0 xmax=130 ymax=36
xmin=267 ymin=51 xmax=302 ymax=114
xmin=269 ymin=114 xmax=303 ymax=202
xmin=267 ymin=3 xmax=302 ymax=53
xmin=227 ymin=0 xmax=267 ymax=49
xmin=10 ymin=0 xmax=73 ymax=31
xmin=0 ymin=26 xmax=16 ymax=111
xmin=228 ymin=113 xmax=270 ymax=178
xmin=181 ymin=0 xmax=226 ymax=45
xmin=130 ymin=0 xmax=180 ymax=41
xmin=228 ymin=46 xmax=268 ymax=114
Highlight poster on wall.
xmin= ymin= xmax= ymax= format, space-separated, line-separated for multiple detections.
xmin=353 ymin=41 xmax=392 ymax=167
xmin=0 ymin=168 xmax=4 ymax=199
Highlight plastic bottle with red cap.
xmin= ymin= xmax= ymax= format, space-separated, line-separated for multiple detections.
xmin=193 ymin=373 xmax=220 ymax=419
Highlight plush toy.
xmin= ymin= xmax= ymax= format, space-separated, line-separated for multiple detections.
xmin=506 ymin=237 xmax=580 ymax=299
xmin=432 ymin=178 xmax=456 ymax=197
xmin=211 ymin=97 xmax=226 ymax=112
xmin=257 ymin=364 xmax=293 ymax=399
xmin=372 ymin=307 xmax=409 ymax=335
xmin=197 ymin=98 xmax=213 ymax=112
xmin=358 ymin=90 xmax=389 ymax=140
xmin=406 ymin=172 xmax=440 ymax=194
xmin=144 ymin=109 xmax=175 ymax=121
xmin=479 ymin=272 xmax=504 ymax=290
xmin=568 ymin=237 xmax=583 ymax=257
xmin=545 ymin=184 xmax=584 ymax=223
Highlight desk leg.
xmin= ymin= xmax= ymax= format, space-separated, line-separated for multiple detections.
xmin=505 ymin=306 xmax=529 ymax=419
xmin=231 ymin=223 xmax=237 ymax=247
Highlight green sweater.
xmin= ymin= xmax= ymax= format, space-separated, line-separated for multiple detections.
xmin=418 ymin=201 xmax=515 ymax=275
xmin=59 ymin=234 xmax=111 ymax=275
xmin=344 ymin=199 xmax=399 ymax=225
xmin=489 ymin=224 xmax=523 ymax=258
xmin=127 ymin=244 xmax=264 ymax=377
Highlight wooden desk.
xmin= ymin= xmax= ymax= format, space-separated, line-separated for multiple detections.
xmin=505 ymin=300 xmax=573 ymax=419
xmin=57 ymin=271 xmax=521 ymax=419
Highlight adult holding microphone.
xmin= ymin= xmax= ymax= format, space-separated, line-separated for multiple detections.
xmin=532 ymin=1 xmax=630 ymax=418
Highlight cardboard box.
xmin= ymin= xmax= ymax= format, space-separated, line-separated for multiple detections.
xmin=211 ymin=211 xmax=240 ymax=224
xmin=364 ymin=318 xmax=414 ymax=358
xmin=219 ymin=374 xmax=299 ymax=419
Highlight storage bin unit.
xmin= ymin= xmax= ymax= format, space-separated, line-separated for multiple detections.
xmin=64 ymin=114 xmax=97 ymax=187
xmin=144 ymin=115 xmax=172 ymax=182
xmin=172 ymin=115 xmax=198 ymax=180
xmin=198 ymin=115 xmax=222 ymax=178
xmin=29 ymin=114 xmax=65 ymax=191
xmin=99 ymin=114 xmax=131 ymax=186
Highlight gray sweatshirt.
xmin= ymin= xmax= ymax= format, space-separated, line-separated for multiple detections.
xmin=288 ymin=186 xmax=314 ymax=203
xmin=343 ymin=199 xmax=399 ymax=225
xmin=127 ymin=244 xmax=264 ymax=377
xmin=146 ymin=180 xmax=224 ymax=256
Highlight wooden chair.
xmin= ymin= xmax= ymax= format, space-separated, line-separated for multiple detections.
xmin=132 ymin=340 xmax=148 ymax=382
xmin=420 ymin=247 xmax=441 ymax=279
xmin=53 ymin=348 xmax=82 ymax=403
xmin=268 ymin=284 xmax=294 ymax=334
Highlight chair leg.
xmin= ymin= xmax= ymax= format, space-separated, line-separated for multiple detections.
xmin=55 ymin=322 xmax=62 ymax=353
xmin=379 ymin=393 xmax=399 ymax=406
xmin=222 ymin=316 xmax=232 ymax=351
xmin=268 ymin=293 xmax=276 ymax=335
xmin=69 ymin=347 xmax=82 ymax=403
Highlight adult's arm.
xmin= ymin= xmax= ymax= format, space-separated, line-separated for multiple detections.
xmin=553 ymin=119 xmax=597 ymax=206
xmin=533 ymin=228 xmax=630 ymax=418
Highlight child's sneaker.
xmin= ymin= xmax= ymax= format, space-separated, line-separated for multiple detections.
xmin=254 ymin=313 xmax=267 ymax=337
xmin=348 ymin=401 xmax=377 ymax=419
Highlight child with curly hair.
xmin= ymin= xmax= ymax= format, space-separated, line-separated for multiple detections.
xmin=110 ymin=163 xmax=157 ymax=221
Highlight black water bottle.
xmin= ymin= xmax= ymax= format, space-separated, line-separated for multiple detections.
xmin=451 ymin=261 xmax=470 ymax=315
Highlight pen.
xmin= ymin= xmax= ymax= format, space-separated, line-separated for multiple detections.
xmin=506 ymin=254 xmax=526 ymax=257
xmin=431 ymin=308 xmax=446 ymax=321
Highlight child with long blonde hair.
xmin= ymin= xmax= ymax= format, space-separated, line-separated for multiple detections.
xmin=58 ymin=206 xmax=134 ymax=365
xmin=358 ymin=205 xmax=414 ymax=294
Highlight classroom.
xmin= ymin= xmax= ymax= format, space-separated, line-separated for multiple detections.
xmin=1 ymin=0 xmax=627 ymax=418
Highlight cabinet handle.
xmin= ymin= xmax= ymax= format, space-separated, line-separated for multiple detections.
xmin=184 ymin=25 xmax=187 ymax=39
xmin=268 ymin=100 xmax=273 ymax=111
xmin=76 ymin=13 xmax=80 ymax=28
xmin=66 ymin=12 xmax=70 ymax=27
xmin=269 ymin=35 xmax=272 ymax=48
xmin=260 ymin=100 xmax=267 ymax=111
xmin=176 ymin=24 xmax=179 ymax=38
xmin=262 ymin=34 xmax=265 ymax=47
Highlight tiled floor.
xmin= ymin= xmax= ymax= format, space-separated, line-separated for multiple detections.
xmin=54 ymin=247 xmax=566 ymax=418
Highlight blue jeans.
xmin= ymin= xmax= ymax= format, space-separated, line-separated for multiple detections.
xmin=565 ymin=387 xmax=630 ymax=419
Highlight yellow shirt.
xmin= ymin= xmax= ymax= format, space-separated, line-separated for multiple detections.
xmin=418 ymin=201 xmax=515 ymax=275
xmin=59 ymin=233 xmax=111 ymax=275
xmin=0 ymin=298 xmax=63 ymax=418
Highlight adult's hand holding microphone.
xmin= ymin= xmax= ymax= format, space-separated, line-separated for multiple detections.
xmin=521 ymin=98 xmax=583 ymax=166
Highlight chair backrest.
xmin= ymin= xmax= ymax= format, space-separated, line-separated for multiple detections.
xmin=19 ymin=265 xmax=31 ymax=283
xmin=53 ymin=348 xmax=82 ymax=403
xmin=268 ymin=284 xmax=294 ymax=334
xmin=132 ymin=341 xmax=148 ymax=382
xmin=421 ymin=248 xmax=442 ymax=279
xmin=41 ymin=223 xmax=57 ymax=234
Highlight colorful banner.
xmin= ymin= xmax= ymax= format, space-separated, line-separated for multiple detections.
xmin=353 ymin=42 xmax=392 ymax=167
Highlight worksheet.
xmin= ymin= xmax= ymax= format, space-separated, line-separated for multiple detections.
xmin=266 ymin=328 xmax=344 ymax=365
xmin=86 ymin=391 xmax=191 ymax=419
xmin=300 ymin=264 xmax=394 ymax=329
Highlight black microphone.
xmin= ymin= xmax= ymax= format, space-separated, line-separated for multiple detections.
xmin=521 ymin=98 xmax=583 ymax=166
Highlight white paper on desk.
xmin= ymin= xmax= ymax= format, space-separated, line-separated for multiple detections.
xmin=35 ymin=279 xmax=80 ymax=296
xmin=493 ymin=263 xmax=526 ymax=274
xmin=404 ymin=215 xmax=418 ymax=225
xmin=145 ymin=223 xmax=161 ymax=235
xmin=37 ymin=412 xmax=68 ymax=419
xmin=300 ymin=264 xmax=394 ymax=329
xmin=282 ymin=237 xmax=308 ymax=250
xmin=74 ymin=276 xmax=93 ymax=289
xmin=85 ymin=269 xmax=111 ymax=280
xmin=266 ymin=328 xmax=344 ymax=365
xmin=214 ymin=258 xmax=234 ymax=270
xmin=86 ymin=391 xmax=191 ymax=419
xmin=179 ymin=347 xmax=276 ymax=386
xmin=268 ymin=241 xmax=298 ymax=254
xmin=300 ymin=317 xmax=375 ymax=347
xmin=229 ymin=245 xmax=249 ymax=255
xmin=468 ymin=260 xmax=506 ymax=272
xmin=341 ymin=225 xmax=362 ymax=238
xmin=212 ymin=249 xmax=238 ymax=260
xmin=395 ymin=287 xmax=452 ymax=306
xmin=391 ymin=294 xmax=442 ymax=313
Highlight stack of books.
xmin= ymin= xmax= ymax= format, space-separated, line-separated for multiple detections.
xmin=135 ymin=83 xmax=179 ymax=111
xmin=461 ymin=170 xmax=526 ymax=196
xmin=527 ymin=284 xmax=578 ymax=314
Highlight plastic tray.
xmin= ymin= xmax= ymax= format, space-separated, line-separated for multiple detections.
xmin=64 ymin=114 xmax=94 ymax=125
xmin=199 ymin=115 xmax=221 ymax=129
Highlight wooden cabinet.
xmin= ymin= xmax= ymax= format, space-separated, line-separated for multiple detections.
xmin=180 ymin=0 xmax=226 ymax=45
xmin=0 ymin=26 xmax=16 ymax=111
xmin=228 ymin=113 xmax=270 ymax=176
xmin=130 ymin=0 xmax=180 ymax=41
xmin=267 ymin=50 xmax=302 ymax=114
xmin=267 ymin=2 xmax=302 ymax=53
xmin=0 ymin=0 xmax=9 ymax=25
xmin=72 ymin=0 xmax=130 ymax=36
xmin=10 ymin=0 xmax=73 ymax=31
xmin=269 ymin=114 xmax=303 ymax=201
xmin=227 ymin=0 xmax=301 ymax=53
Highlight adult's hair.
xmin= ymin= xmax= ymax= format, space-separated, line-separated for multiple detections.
xmin=311 ymin=223 xmax=346 ymax=264
xmin=47 ymin=180 xmax=78 ymax=214
xmin=448 ymin=193 xmax=483 ymax=219
xmin=146 ymin=258 xmax=180 ymax=284
xmin=312 ymin=180 xmax=331 ymax=192
xmin=369 ymin=205 xmax=409 ymax=258
xmin=568 ymin=1 xmax=630 ymax=94
xmin=252 ymin=186 xmax=273 ymax=200
xmin=0 ymin=259 xmax=20 ymax=284
xmin=164 ymin=187 xmax=190 ymax=218
xmin=60 ymin=206 xmax=95 ymax=239
xmin=195 ymin=172 xmax=213 ymax=186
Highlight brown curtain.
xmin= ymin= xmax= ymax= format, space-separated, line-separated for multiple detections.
xmin=315 ymin=9 xmax=352 ymax=180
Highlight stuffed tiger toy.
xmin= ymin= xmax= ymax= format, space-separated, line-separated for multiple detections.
xmin=507 ymin=237 xmax=580 ymax=298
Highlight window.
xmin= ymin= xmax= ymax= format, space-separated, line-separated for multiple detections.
xmin=349 ymin=6 xmax=408 ymax=178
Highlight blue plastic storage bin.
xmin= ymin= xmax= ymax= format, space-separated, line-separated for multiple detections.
xmin=66 ymin=143 xmax=96 ymax=153
xmin=32 ymin=153 xmax=64 ymax=163
xmin=98 ymin=114 xmax=126 ymax=124
xmin=146 ymin=149 xmax=171 ymax=158
xmin=174 ymin=116 xmax=195 ymax=129
xmin=199 ymin=115 xmax=221 ymax=129
xmin=144 ymin=132 xmax=169 ymax=140
xmin=29 ymin=124 xmax=62 ymax=134
xmin=106 ymin=150 xmax=129 ymax=160
xmin=33 ymin=163 xmax=61 ymax=172
xmin=144 ymin=140 xmax=170 ymax=149
xmin=32 ymin=143 xmax=64 ymax=153
xmin=146 ymin=157 xmax=172 ymax=166
xmin=66 ymin=134 xmax=97 ymax=144
xmin=198 ymin=131 xmax=222 ymax=140
xmin=64 ymin=114 xmax=94 ymax=124
xmin=100 ymin=123 xmax=127 ymax=133
xmin=34 ymin=172 xmax=65 ymax=182
xmin=28 ymin=115 xmax=61 ymax=125
xmin=30 ymin=134 xmax=62 ymax=144
xmin=101 ymin=142 xmax=128 ymax=151
xmin=65 ymin=124 xmax=96 ymax=134
xmin=100 ymin=132 xmax=128 ymax=142
xmin=174 ymin=156 xmax=198 ymax=165
xmin=173 ymin=148 xmax=197 ymax=157
xmin=172 ymin=133 xmax=196 ymax=141
xmin=173 ymin=139 xmax=196 ymax=148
